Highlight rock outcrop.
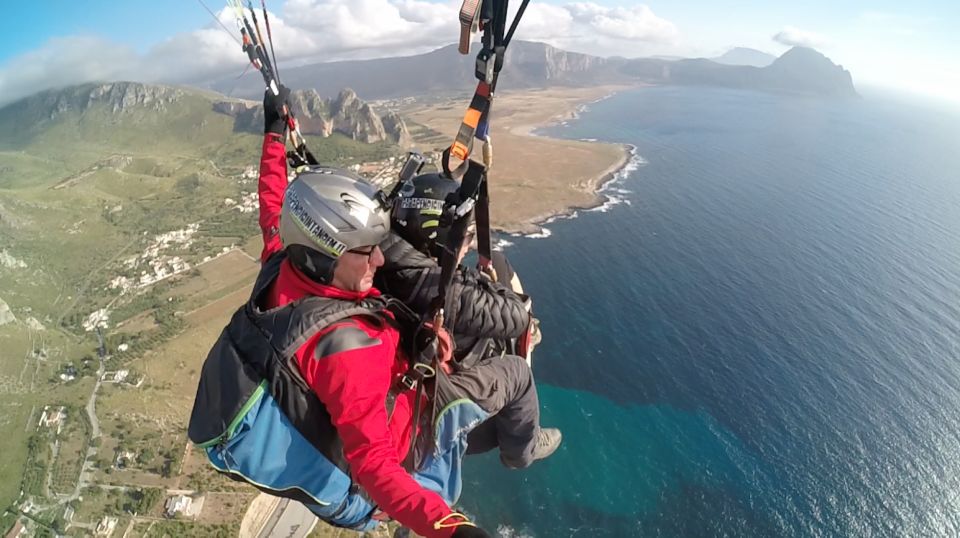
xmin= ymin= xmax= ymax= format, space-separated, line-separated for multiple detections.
xmin=0 ymin=297 xmax=16 ymax=326
xmin=22 ymin=82 xmax=185 ymax=121
xmin=217 ymin=88 xmax=410 ymax=145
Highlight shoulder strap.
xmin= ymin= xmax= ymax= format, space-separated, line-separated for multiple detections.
xmin=275 ymin=296 xmax=390 ymax=358
xmin=250 ymin=250 xmax=286 ymax=304
xmin=241 ymin=250 xmax=390 ymax=360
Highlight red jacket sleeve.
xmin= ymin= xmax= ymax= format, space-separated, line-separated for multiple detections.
xmin=258 ymin=134 xmax=287 ymax=262
xmin=295 ymin=321 xmax=457 ymax=538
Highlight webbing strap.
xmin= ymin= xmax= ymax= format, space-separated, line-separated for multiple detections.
xmin=403 ymin=382 xmax=426 ymax=471
xmin=443 ymin=81 xmax=492 ymax=178
xmin=458 ymin=0 xmax=482 ymax=54
xmin=475 ymin=178 xmax=493 ymax=270
xmin=443 ymin=0 xmax=530 ymax=174
xmin=436 ymin=161 xmax=486 ymax=309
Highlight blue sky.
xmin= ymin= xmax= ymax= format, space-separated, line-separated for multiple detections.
xmin=1 ymin=0 xmax=957 ymax=105
xmin=4 ymin=2 xmax=209 ymax=59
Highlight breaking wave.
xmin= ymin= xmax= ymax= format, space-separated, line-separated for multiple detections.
xmin=507 ymin=144 xmax=645 ymax=240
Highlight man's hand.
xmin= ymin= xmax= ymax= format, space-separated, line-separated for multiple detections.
xmin=264 ymin=85 xmax=291 ymax=135
xmin=418 ymin=322 xmax=454 ymax=374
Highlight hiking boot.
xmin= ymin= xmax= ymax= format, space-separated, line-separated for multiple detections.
xmin=501 ymin=428 xmax=562 ymax=469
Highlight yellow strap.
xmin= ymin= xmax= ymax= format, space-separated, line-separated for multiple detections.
xmin=434 ymin=512 xmax=477 ymax=530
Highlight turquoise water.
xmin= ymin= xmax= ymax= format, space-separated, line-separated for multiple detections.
xmin=459 ymin=87 xmax=960 ymax=536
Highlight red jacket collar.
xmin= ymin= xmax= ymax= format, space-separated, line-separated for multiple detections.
xmin=274 ymin=258 xmax=381 ymax=304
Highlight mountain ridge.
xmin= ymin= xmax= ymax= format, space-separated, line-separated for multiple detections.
xmin=0 ymin=82 xmax=411 ymax=146
xmin=711 ymin=47 xmax=777 ymax=67
xmin=209 ymin=41 xmax=857 ymax=100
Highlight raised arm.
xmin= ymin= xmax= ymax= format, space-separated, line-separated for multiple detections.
xmin=258 ymin=86 xmax=291 ymax=262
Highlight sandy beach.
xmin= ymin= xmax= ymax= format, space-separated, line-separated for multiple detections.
xmin=402 ymin=85 xmax=638 ymax=234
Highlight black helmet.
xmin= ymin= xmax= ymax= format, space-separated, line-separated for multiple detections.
xmin=392 ymin=173 xmax=461 ymax=258
xmin=280 ymin=166 xmax=390 ymax=283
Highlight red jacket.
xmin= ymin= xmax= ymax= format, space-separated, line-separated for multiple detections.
xmin=256 ymin=135 xmax=458 ymax=537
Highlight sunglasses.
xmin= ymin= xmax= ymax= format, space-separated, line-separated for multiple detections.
xmin=347 ymin=245 xmax=378 ymax=258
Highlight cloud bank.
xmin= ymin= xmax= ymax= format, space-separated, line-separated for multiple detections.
xmin=772 ymin=26 xmax=828 ymax=49
xmin=0 ymin=0 xmax=678 ymax=107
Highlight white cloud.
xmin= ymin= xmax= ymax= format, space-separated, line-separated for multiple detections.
xmin=140 ymin=25 xmax=246 ymax=83
xmin=772 ymin=26 xmax=828 ymax=49
xmin=509 ymin=3 xmax=576 ymax=41
xmin=281 ymin=0 xmax=458 ymax=55
xmin=565 ymin=3 xmax=677 ymax=41
xmin=0 ymin=0 xmax=679 ymax=107
xmin=0 ymin=36 xmax=138 ymax=105
xmin=511 ymin=2 xmax=678 ymax=57
xmin=0 ymin=8 xmax=249 ymax=105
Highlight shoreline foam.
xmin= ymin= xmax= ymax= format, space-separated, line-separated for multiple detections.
xmin=501 ymin=144 xmax=645 ymax=239
xmin=404 ymin=85 xmax=643 ymax=237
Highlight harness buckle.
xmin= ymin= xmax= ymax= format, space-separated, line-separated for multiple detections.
xmin=399 ymin=361 xmax=437 ymax=391
xmin=399 ymin=373 xmax=417 ymax=391
xmin=475 ymin=48 xmax=496 ymax=84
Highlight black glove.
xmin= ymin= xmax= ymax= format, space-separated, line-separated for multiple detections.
xmin=452 ymin=526 xmax=491 ymax=538
xmin=263 ymin=84 xmax=291 ymax=135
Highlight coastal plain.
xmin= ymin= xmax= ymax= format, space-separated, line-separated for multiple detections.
xmin=402 ymin=86 xmax=633 ymax=234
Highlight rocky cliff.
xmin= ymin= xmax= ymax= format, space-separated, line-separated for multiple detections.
xmin=212 ymin=41 xmax=858 ymax=101
xmin=217 ymin=88 xmax=410 ymax=145
xmin=760 ymin=47 xmax=857 ymax=97
xmin=3 ymin=82 xmax=186 ymax=124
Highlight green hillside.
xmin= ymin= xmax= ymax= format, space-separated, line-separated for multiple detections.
xmin=0 ymin=82 xmax=401 ymax=531
xmin=0 ymin=82 xmax=396 ymax=325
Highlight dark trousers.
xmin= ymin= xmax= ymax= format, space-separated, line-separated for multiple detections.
xmin=434 ymin=354 xmax=540 ymax=467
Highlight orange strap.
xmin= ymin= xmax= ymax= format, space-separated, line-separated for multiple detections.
xmin=444 ymin=81 xmax=492 ymax=175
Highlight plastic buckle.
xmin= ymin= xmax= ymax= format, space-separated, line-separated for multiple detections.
xmin=399 ymin=374 xmax=417 ymax=391
xmin=475 ymin=48 xmax=496 ymax=84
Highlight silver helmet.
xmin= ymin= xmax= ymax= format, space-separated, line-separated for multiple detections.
xmin=279 ymin=166 xmax=389 ymax=282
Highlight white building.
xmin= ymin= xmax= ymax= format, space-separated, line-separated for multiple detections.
xmin=95 ymin=516 xmax=118 ymax=536
xmin=38 ymin=406 xmax=65 ymax=429
xmin=164 ymin=494 xmax=204 ymax=518
xmin=165 ymin=494 xmax=192 ymax=517
xmin=115 ymin=450 xmax=136 ymax=469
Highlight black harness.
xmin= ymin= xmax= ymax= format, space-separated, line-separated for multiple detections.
xmin=188 ymin=253 xmax=417 ymax=473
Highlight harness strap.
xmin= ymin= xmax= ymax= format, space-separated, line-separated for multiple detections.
xmin=474 ymin=178 xmax=494 ymax=274
xmin=437 ymin=161 xmax=486 ymax=307
xmin=458 ymin=0 xmax=483 ymax=54
xmin=442 ymin=82 xmax=492 ymax=179
xmin=442 ymin=0 xmax=531 ymax=176
xmin=402 ymin=381 xmax=426 ymax=471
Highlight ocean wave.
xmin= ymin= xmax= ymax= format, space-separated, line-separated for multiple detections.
xmin=495 ymin=524 xmax=535 ymax=538
xmin=587 ymin=195 xmax=626 ymax=213
xmin=586 ymin=144 xmax=645 ymax=214
xmin=515 ymin=227 xmax=552 ymax=239
xmin=492 ymin=238 xmax=514 ymax=251
xmin=590 ymin=93 xmax=613 ymax=105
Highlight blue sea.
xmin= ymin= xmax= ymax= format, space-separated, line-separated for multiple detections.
xmin=459 ymin=87 xmax=960 ymax=537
